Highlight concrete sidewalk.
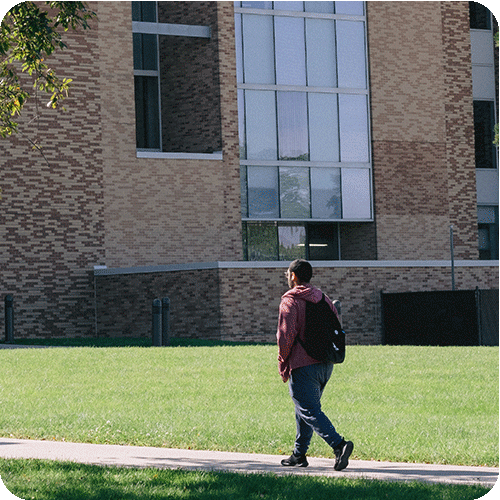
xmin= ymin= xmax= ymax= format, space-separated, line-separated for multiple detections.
xmin=0 ymin=438 xmax=497 ymax=487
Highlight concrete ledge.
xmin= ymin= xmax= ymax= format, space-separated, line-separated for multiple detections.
xmin=93 ymin=260 xmax=499 ymax=276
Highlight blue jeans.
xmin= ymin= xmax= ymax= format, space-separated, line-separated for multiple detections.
xmin=288 ymin=362 xmax=343 ymax=456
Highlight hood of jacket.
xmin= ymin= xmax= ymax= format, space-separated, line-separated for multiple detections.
xmin=282 ymin=284 xmax=323 ymax=304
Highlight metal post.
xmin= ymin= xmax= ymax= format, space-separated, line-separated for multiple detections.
xmin=161 ymin=297 xmax=170 ymax=346
xmin=450 ymin=224 xmax=455 ymax=291
xmin=152 ymin=299 xmax=162 ymax=346
xmin=5 ymin=295 xmax=14 ymax=343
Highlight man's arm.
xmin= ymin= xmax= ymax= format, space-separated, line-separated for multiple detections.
xmin=276 ymin=296 xmax=298 ymax=382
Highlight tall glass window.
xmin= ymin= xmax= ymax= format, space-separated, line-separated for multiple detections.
xmin=235 ymin=1 xmax=372 ymax=260
xmin=132 ymin=2 xmax=221 ymax=155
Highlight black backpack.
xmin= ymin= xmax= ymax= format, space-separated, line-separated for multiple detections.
xmin=296 ymin=294 xmax=346 ymax=364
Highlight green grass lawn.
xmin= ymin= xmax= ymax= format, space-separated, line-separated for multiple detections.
xmin=0 ymin=344 xmax=497 ymax=468
xmin=0 ymin=458 xmax=491 ymax=500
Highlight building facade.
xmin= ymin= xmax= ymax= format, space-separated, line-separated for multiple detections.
xmin=0 ymin=1 xmax=498 ymax=343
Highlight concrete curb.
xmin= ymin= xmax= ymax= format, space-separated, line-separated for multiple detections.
xmin=0 ymin=438 xmax=497 ymax=487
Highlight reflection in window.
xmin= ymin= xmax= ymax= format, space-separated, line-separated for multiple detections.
xmin=243 ymin=222 xmax=339 ymax=260
xmin=247 ymin=223 xmax=278 ymax=261
xmin=279 ymin=226 xmax=307 ymax=260
xmin=311 ymin=168 xmax=341 ymax=218
xmin=247 ymin=166 xmax=279 ymax=218
xmin=278 ymin=92 xmax=308 ymax=161
xmin=245 ymin=91 xmax=277 ymax=160
xmin=236 ymin=1 xmax=372 ymax=260
xmin=280 ymin=167 xmax=310 ymax=218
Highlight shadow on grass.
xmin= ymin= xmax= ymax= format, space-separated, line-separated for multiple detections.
xmin=0 ymin=459 xmax=491 ymax=500
xmin=0 ymin=337 xmax=273 ymax=348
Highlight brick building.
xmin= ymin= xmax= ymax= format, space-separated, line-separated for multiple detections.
xmin=0 ymin=1 xmax=498 ymax=343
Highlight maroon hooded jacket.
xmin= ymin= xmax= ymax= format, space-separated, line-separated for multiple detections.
xmin=277 ymin=284 xmax=339 ymax=383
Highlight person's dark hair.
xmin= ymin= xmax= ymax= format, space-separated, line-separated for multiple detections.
xmin=288 ymin=259 xmax=313 ymax=283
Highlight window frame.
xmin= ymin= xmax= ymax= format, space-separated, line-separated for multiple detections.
xmin=235 ymin=1 xmax=373 ymax=223
xmin=132 ymin=2 xmax=222 ymax=160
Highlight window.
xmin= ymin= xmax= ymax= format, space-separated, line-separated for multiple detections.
xmin=243 ymin=222 xmax=339 ymax=261
xmin=469 ymin=2 xmax=491 ymax=30
xmin=470 ymin=2 xmax=498 ymax=169
xmin=235 ymin=1 xmax=372 ymax=260
xmin=132 ymin=2 xmax=222 ymax=156
xmin=473 ymin=101 xmax=497 ymax=169
xmin=478 ymin=206 xmax=498 ymax=259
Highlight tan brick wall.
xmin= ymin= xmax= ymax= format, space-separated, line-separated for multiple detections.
xmin=0 ymin=2 xmax=491 ymax=341
xmin=367 ymin=1 xmax=478 ymax=260
xmin=99 ymin=1 xmax=242 ymax=268
xmin=218 ymin=264 xmax=499 ymax=344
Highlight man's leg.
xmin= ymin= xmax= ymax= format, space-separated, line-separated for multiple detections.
xmin=288 ymin=363 xmax=343 ymax=454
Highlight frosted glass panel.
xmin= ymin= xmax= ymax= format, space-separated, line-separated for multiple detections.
xmin=311 ymin=168 xmax=341 ymax=218
xmin=472 ymin=66 xmax=496 ymax=100
xmin=337 ymin=21 xmax=366 ymax=89
xmin=238 ymin=90 xmax=246 ymax=159
xmin=339 ymin=94 xmax=369 ymax=162
xmin=275 ymin=17 xmax=306 ymax=85
xmin=278 ymin=92 xmax=309 ymax=161
xmin=274 ymin=1 xmax=304 ymax=11
xmin=308 ymin=93 xmax=339 ymax=162
xmin=335 ymin=1 xmax=363 ymax=15
xmin=248 ymin=167 xmax=279 ymax=218
xmin=280 ymin=167 xmax=310 ymax=218
xmin=243 ymin=15 xmax=275 ymax=84
xmin=235 ymin=14 xmax=243 ymax=84
xmin=241 ymin=1 xmax=273 ymax=8
xmin=245 ymin=90 xmax=277 ymax=160
xmin=305 ymin=1 xmax=334 ymax=13
xmin=306 ymin=19 xmax=336 ymax=87
xmin=342 ymin=168 xmax=371 ymax=219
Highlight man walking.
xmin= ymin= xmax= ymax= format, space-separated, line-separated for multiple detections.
xmin=277 ymin=259 xmax=353 ymax=470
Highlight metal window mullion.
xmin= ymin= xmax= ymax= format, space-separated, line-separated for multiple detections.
xmin=234 ymin=7 xmax=365 ymax=22
xmin=155 ymin=32 xmax=162 ymax=152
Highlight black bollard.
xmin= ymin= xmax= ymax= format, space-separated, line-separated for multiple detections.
xmin=161 ymin=297 xmax=170 ymax=346
xmin=5 ymin=295 xmax=14 ymax=343
xmin=152 ymin=298 xmax=162 ymax=346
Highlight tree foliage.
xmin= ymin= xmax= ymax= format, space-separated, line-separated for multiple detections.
xmin=0 ymin=1 xmax=96 ymax=138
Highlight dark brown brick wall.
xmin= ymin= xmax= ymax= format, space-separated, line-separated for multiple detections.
xmin=158 ymin=2 xmax=222 ymax=153
xmin=441 ymin=2 xmax=478 ymax=259
xmin=93 ymin=263 xmax=498 ymax=345
xmin=95 ymin=268 xmax=221 ymax=339
xmin=0 ymin=2 xmax=104 ymax=337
